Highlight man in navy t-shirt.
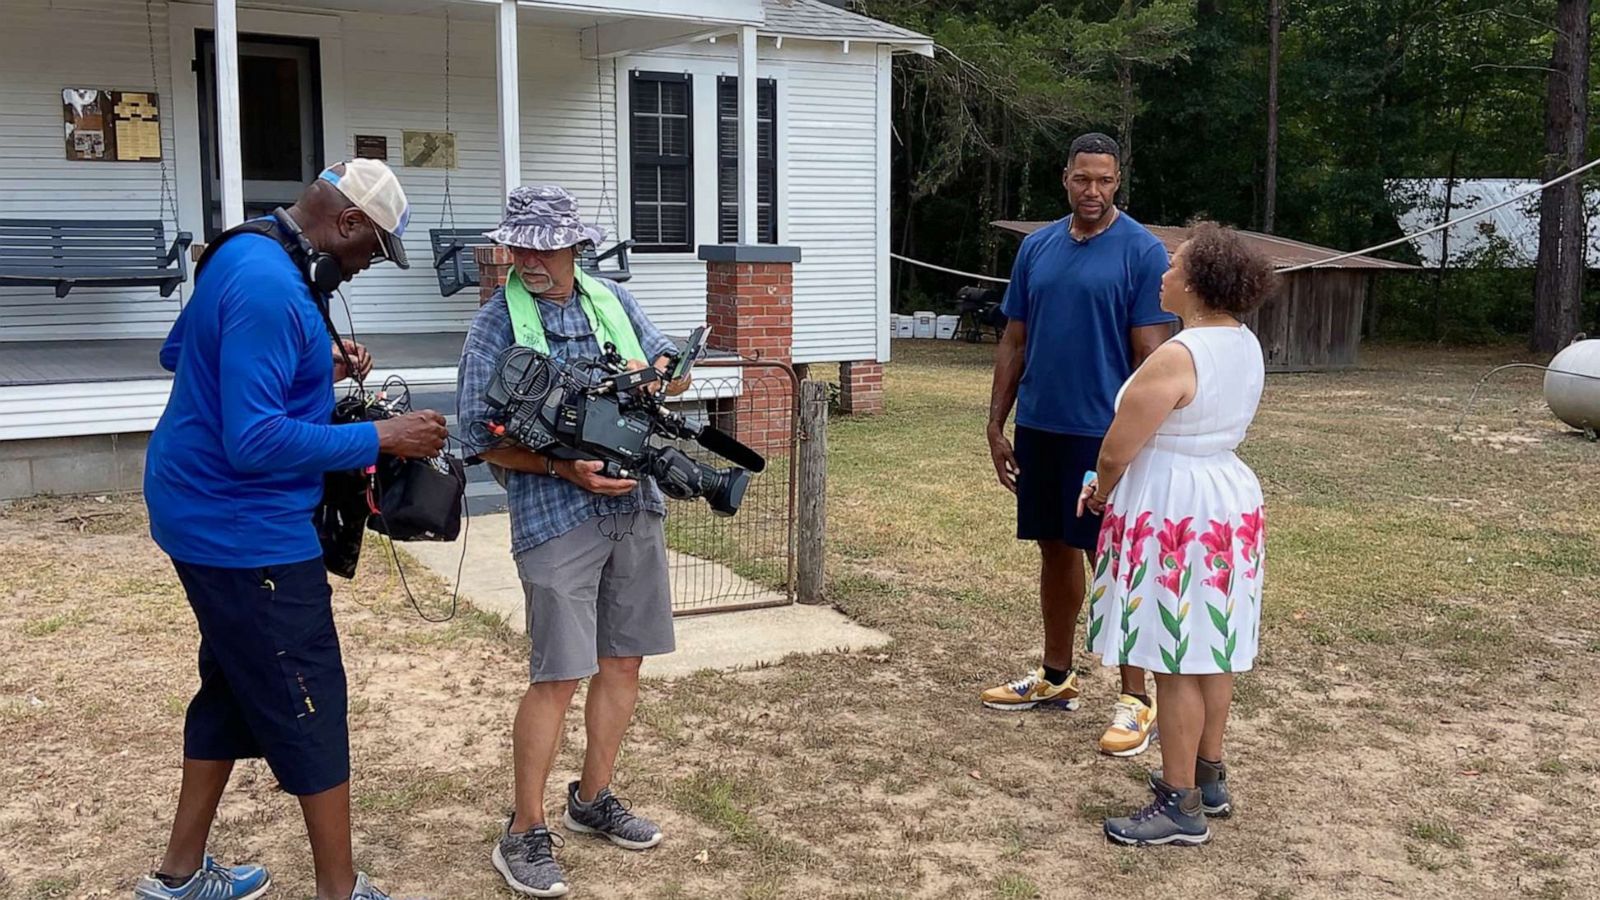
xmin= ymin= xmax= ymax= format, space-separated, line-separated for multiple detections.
xmin=138 ymin=161 xmax=447 ymax=900
xmin=981 ymin=134 xmax=1175 ymax=758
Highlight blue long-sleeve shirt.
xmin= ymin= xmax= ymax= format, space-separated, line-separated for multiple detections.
xmin=144 ymin=230 xmax=379 ymax=567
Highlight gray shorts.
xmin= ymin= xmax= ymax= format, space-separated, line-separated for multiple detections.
xmin=514 ymin=513 xmax=675 ymax=683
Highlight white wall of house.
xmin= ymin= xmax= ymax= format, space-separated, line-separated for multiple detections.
xmin=0 ymin=0 xmax=183 ymax=340
xmin=0 ymin=0 xmax=892 ymax=367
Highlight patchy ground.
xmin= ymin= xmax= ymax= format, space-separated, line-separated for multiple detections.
xmin=3 ymin=342 xmax=1598 ymax=900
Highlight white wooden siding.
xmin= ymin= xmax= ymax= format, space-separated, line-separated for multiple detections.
xmin=0 ymin=0 xmax=183 ymax=340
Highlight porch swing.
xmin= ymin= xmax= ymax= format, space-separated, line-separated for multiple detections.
xmin=0 ymin=0 xmax=192 ymax=299
xmin=429 ymin=10 xmax=632 ymax=298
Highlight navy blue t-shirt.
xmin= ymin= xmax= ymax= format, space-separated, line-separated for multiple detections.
xmin=144 ymin=231 xmax=379 ymax=568
xmin=1001 ymin=213 xmax=1175 ymax=437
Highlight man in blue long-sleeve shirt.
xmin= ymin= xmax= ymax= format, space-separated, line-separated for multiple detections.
xmin=139 ymin=160 xmax=447 ymax=900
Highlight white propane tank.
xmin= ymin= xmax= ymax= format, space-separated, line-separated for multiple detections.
xmin=1544 ymin=337 xmax=1600 ymax=430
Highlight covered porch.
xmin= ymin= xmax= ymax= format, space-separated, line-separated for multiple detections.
xmin=0 ymin=0 xmax=780 ymax=349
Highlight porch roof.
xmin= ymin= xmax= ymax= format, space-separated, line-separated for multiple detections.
xmin=758 ymin=0 xmax=933 ymax=54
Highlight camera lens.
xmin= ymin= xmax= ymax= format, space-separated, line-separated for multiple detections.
xmin=702 ymin=466 xmax=750 ymax=517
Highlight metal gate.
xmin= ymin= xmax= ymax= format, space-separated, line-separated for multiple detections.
xmin=664 ymin=358 xmax=799 ymax=616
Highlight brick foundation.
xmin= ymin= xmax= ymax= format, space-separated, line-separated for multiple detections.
xmin=838 ymin=360 xmax=884 ymax=415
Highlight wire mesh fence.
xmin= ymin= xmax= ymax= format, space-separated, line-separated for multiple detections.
xmin=660 ymin=359 xmax=798 ymax=616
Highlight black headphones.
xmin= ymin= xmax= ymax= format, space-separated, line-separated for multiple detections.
xmin=272 ymin=207 xmax=344 ymax=295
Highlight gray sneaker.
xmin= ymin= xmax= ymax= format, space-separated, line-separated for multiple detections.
xmin=1150 ymin=757 xmax=1233 ymax=817
xmin=562 ymin=781 xmax=664 ymax=850
xmin=491 ymin=815 xmax=569 ymax=898
xmin=349 ymin=872 xmax=401 ymax=899
xmin=1104 ymin=778 xmax=1212 ymax=847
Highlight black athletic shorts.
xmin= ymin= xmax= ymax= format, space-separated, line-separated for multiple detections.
xmin=172 ymin=557 xmax=350 ymax=796
xmin=1013 ymin=425 xmax=1104 ymax=551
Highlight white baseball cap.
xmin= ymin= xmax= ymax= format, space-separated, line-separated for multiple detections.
xmin=318 ymin=159 xmax=411 ymax=269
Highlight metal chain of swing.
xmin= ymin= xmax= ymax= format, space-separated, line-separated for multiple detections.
xmin=144 ymin=0 xmax=177 ymax=229
xmin=439 ymin=6 xmax=457 ymax=231
xmin=592 ymin=23 xmax=615 ymax=236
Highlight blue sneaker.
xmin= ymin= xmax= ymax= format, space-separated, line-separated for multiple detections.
xmin=133 ymin=855 xmax=271 ymax=900
xmin=1149 ymin=758 xmax=1233 ymax=817
xmin=1104 ymin=778 xmax=1212 ymax=847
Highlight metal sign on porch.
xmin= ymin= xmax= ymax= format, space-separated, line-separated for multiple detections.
xmin=62 ymin=89 xmax=162 ymax=162
xmin=402 ymin=130 xmax=456 ymax=169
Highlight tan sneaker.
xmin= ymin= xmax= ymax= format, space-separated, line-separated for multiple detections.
xmin=1099 ymin=694 xmax=1157 ymax=757
xmin=980 ymin=667 xmax=1081 ymax=711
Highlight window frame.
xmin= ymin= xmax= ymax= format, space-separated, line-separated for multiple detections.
xmin=628 ymin=69 xmax=695 ymax=254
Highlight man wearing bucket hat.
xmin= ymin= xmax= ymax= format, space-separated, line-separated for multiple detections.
xmin=457 ymin=185 xmax=690 ymax=898
xmin=138 ymin=159 xmax=446 ymax=900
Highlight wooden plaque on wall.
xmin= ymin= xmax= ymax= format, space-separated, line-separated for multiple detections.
xmin=63 ymin=88 xmax=162 ymax=162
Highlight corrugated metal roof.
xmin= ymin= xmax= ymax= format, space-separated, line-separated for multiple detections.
xmin=1385 ymin=178 xmax=1600 ymax=268
xmin=990 ymin=220 xmax=1418 ymax=271
xmin=760 ymin=0 xmax=932 ymax=45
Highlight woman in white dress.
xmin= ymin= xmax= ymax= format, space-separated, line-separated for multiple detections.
xmin=1079 ymin=222 xmax=1275 ymax=846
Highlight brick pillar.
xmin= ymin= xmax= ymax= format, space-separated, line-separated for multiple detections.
xmin=699 ymin=244 xmax=802 ymax=457
xmin=838 ymin=360 xmax=884 ymax=415
xmin=476 ymin=245 xmax=513 ymax=305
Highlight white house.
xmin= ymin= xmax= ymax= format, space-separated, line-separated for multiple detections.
xmin=0 ymin=0 xmax=931 ymax=498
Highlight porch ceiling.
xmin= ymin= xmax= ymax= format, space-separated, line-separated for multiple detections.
xmin=227 ymin=0 xmax=763 ymax=28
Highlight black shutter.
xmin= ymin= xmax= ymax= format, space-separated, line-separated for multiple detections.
xmin=630 ymin=71 xmax=693 ymax=252
xmin=717 ymin=76 xmax=777 ymax=244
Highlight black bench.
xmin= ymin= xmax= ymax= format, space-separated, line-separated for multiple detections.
xmin=429 ymin=227 xmax=635 ymax=297
xmin=0 ymin=219 xmax=192 ymax=299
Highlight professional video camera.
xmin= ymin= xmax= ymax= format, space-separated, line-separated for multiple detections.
xmin=480 ymin=327 xmax=765 ymax=516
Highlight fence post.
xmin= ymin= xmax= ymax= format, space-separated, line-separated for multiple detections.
xmin=796 ymin=379 xmax=828 ymax=604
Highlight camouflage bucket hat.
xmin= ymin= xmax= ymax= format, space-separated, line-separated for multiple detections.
xmin=484 ymin=184 xmax=607 ymax=251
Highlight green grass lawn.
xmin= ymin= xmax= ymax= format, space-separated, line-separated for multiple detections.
xmin=3 ymin=340 xmax=1597 ymax=900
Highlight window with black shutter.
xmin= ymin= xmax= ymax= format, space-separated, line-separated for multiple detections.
xmin=630 ymin=71 xmax=693 ymax=252
xmin=716 ymin=77 xmax=777 ymax=244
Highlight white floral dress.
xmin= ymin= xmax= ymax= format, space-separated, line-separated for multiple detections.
xmin=1087 ymin=325 xmax=1267 ymax=674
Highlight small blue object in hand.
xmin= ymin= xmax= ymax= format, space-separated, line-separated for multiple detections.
xmin=1083 ymin=470 xmax=1098 ymax=488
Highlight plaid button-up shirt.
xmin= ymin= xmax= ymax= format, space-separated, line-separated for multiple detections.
xmin=457 ymin=280 xmax=675 ymax=554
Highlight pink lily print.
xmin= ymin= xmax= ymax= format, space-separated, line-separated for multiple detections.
xmin=1088 ymin=510 xmax=1122 ymax=655
xmin=1155 ymin=517 xmax=1197 ymax=672
xmin=1122 ymin=511 xmax=1155 ymax=591
xmin=1237 ymin=507 xmax=1265 ymax=580
xmin=1201 ymin=518 xmax=1238 ymax=672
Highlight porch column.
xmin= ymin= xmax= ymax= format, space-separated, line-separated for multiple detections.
xmin=736 ymin=25 xmax=758 ymax=244
xmin=214 ymin=0 xmax=244 ymax=227
xmin=495 ymin=0 xmax=522 ymax=198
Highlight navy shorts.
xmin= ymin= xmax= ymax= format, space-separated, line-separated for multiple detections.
xmin=1014 ymin=425 xmax=1104 ymax=550
xmin=172 ymin=557 xmax=350 ymax=797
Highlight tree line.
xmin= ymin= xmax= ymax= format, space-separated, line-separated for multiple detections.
xmin=867 ymin=0 xmax=1595 ymax=348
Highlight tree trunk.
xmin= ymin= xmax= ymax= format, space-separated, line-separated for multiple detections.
xmin=1118 ymin=62 xmax=1135 ymax=208
xmin=1532 ymin=0 xmax=1591 ymax=354
xmin=1117 ymin=0 xmax=1136 ymax=208
xmin=1263 ymin=0 xmax=1281 ymax=233
xmin=1432 ymin=102 xmax=1469 ymax=342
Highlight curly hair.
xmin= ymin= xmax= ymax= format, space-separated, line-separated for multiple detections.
xmin=1181 ymin=221 xmax=1278 ymax=316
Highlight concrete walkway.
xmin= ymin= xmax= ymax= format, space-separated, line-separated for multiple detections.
xmin=401 ymin=513 xmax=892 ymax=678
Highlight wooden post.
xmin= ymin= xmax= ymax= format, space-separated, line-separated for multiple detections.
xmin=214 ymin=0 xmax=244 ymax=228
xmin=796 ymin=380 xmax=828 ymax=604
